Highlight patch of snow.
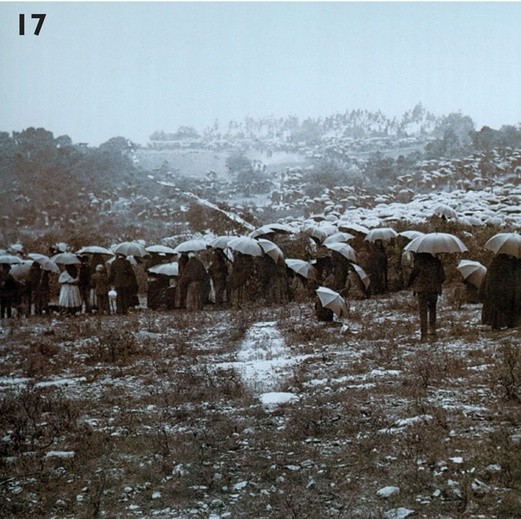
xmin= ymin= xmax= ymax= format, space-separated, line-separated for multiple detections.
xmin=384 ymin=507 xmax=415 ymax=519
xmin=259 ymin=392 xmax=298 ymax=406
xmin=45 ymin=451 xmax=75 ymax=459
xmin=377 ymin=486 xmax=400 ymax=498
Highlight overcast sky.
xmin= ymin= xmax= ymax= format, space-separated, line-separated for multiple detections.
xmin=2 ymin=2 xmax=521 ymax=146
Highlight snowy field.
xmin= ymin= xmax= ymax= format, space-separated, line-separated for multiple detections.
xmin=1 ymin=290 xmax=521 ymax=518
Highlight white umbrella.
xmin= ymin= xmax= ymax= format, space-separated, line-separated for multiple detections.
xmin=323 ymin=232 xmax=355 ymax=245
xmin=228 ymin=237 xmax=264 ymax=257
xmin=257 ymin=239 xmax=284 ymax=263
xmin=351 ymin=264 xmax=370 ymax=290
xmin=338 ymin=222 xmax=369 ymax=235
xmin=365 ymin=227 xmax=398 ymax=242
xmin=173 ymin=239 xmax=207 ymax=254
xmin=316 ymin=287 xmax=349 ymax=318
xmin=433 ymin=204 xmax=458 ymax=219
xmin=148 ymin=261 xmax=179 ymax=277
xmin=51 ymin=252 xmax=81 ymax=265
xmin=285 ymin=259 xmax=318 ymax=280
xmin=324 ymin=242 xmax=357 ymax=262
xmin=457 ymin=260 xmax=487 ymax=288
xmin=77 ymin=246 xmax=114 ymax=256
xmin=208 ymin=236 xmax=237 ymax=249
xmin=484 ymin=233 xmax=521 ymax=258
xmin=113 ymin=242 xmax=148 ymax=257
xmin=249 ymin=223 xmax=293 ymax=238
xmin=10 ymin=260 xmax=33 ymax=281
xmin=0 ymin=254 xmax=24 ymax=265
xmin=27 ymin=253 xmax=50 ymax=262
xmin=399 ymin=230 xmax=425 ymax=241
xmin=145 ymin=245 xmax=177 ymax=255
xmin=404 ymin=233 xmax=468 ymax=254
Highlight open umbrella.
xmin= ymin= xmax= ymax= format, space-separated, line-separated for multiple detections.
xmin=323 ymin=232 xmax=355 ymax=245
xmin=257 ymin=239 xmax=284 ymax=263
xmin=10 ymin=260 xmax=33 ymax=281
xmin=51 ymin=252 xmax=81 ymax=265
xmin=208 ymin=236 xmax=237 ymax=250
xmin=27 ymin=253 xmax=50 ymax=262
xmin=399 ymin=230 xmax=425 ymax=241
xmin=457 ymin=260 xmax=487 ymax=288
xmin=351 ymin=264 xmax=371 ymax=290
xmin=324 ymin=242 xmax=357 ymax=262
xmin=145 ymin=245 xmax=177 ymax=255
xmin=365 ymin=227 xmax=398 ymax=242
xmin=113 ymin=242 xmax=148 ymax=257
xmin=285 ymin=259 xmax=318 ymax=280
xmin=433 ymin=204 xmax=458 ymax=219
xmin=484 ymin=233 xmax=521 ymax=258
xmin=338 ymin=222 xmax=369 ymax=235
xmin=228 ymin=237 xmax=264 ymax=257
xmin=316 ymin=287 xmax=349 ymax=318
xmin=249 ymin=223 xmax=294 ymax=238
xmin=173 ymin=239 xmax=207 ymax=254
xmin=0 ymin=254 xmax=23 ymax=265
xmin=148 ymin=261 xmax=179 ymax=277
xmin=404 ymin=233 xmax=468 ymax=254
xmin=77 ymin=245 xmax=115 ymax=256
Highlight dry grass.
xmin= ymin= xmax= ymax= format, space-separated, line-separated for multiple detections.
xmin=1 ymin=285 xmax=521 ymax=518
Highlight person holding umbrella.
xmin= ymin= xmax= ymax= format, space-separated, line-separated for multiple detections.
xmin=108 ymin=253 xmax=136 ymax=315
xmin=0 ymin=264 xmax=19 ymax=319
xmin=58 ymin=264 xmax=82 ymax=316
xmin=407 ymin=253 xmax=446 ymax=341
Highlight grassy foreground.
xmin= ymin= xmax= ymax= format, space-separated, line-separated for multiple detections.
xmin=1 ymin=286 xmax=521 ymax=518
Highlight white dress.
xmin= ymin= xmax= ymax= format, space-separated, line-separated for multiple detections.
xmin=58 ymin=271 xmax=82 ymax=308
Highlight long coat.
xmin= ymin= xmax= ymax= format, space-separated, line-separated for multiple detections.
xmin=482 ymin=254 xmax=517 ymax=329
xmin=408 ymin=253 xmax=446 ymax=294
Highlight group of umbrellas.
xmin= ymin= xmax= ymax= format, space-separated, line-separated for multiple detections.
xmin=1 ymin=228 xmax=521 ymax=318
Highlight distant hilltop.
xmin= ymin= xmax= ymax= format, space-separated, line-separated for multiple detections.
xmin=149 ymin=103 xmax=443 ymax=150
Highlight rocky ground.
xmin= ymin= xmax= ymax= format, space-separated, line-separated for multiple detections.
xmin=1 ymin=286 xmax=521 ymax=518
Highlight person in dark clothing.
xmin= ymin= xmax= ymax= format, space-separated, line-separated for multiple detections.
xmin=91 ymin=264 xmax=110 ymax=314
xmin=26 ymin=261 xmax=43 ymax=316
xmin=34 ymin=269 xmax=50 ymax=315
xmin=0 ymin=264 xmax=18 ymax=319
xmin=78 ymin=256 xmax=91 ymax=313
xmin=330 ymin=250 xmax=351 ymax=291
xmin=408 ymin=252 xmax=446 ymax=341
xmin=366 ymin=240 xmax=388 ymax=295
xmin=228 ymin=252 xmax=254 ymax=307
xmin=178 ymin=254 xmax=208 ymax=311
xmin=482 ymin=254 xmax=517 ymax=330
xmin=176 ymin=252 xmax=190 ymax=308
xmin=208 ymin=249 xmax=229 ymax=305
xmin=108 ymin=254 xmax=136 ymax=315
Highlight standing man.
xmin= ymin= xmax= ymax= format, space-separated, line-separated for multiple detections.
xmin=78 ymin=256 xmax=92 ymax=314
xmin=408 ymin=252 xmax=446 ymax=341
xmin=108 ymin=254 xmax=135 ymax=315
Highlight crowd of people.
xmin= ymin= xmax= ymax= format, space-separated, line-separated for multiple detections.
xmin=0 ymin=231 xmax=520 ymax=342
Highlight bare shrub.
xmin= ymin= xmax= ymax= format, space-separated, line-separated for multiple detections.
xmin=493 ymin=341 xmax=521 ymax=402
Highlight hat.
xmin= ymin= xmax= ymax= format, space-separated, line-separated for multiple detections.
xmin=96 ymin=264 xmax=104 ymax=271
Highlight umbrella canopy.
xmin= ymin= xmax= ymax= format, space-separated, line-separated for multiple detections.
xmin=484 ymin=232 xmax=521 ymax=258
xmin=351 ymin=264 xmax=371 ymax=290
xmin=39 ymin=259 xmax=61 ymax=274
xmin=148 ymin=261 xmax=179 ymax=277
xmin=365 ymin=227 xmax=398 ymax=242
xmin=257 ymin=239 xmax=284 ymax=263
xmin=173 ymin=239 xmax=207 ymax=254
xmin=113 ymin=241 xmax=148 ymax=257
xmin=27 ymin=253 xmax=50 ymax=262
xmin=316 ymin=287 xmax=349 ymax=318
xmin=145 ymin=245 xmax=177 ymax=255
xmin=228 ymin=237 xmax=264 ymax=257
xmin=249 ymin=223 xmax=293 ymax=238
xmin=433 ymin=204 xmax=458 ymax=219
xmin=399 ymin=230 xmax=425 ymax=241
xmin=51 ymin=252 xmax=81 ymax=265
xmin=8 ymin=243 xmax=24 ymax=254
xmin=10 ymin=260 xmax=33 ymax=281
xmin=285 ymin=259 xmax=318 ymax=280
xmin=77 ymin=245 xmax=114 ymax=256
xmin=324 ymin=242 xmax=357 ymax=262
xmin=457 ymin=260 xmax=487 ymax=288
xmin=0 ymin=254 xmax=23 ymax=265
xmin=208 ymin=236 xmax=237 ymax=249
xmin=323 ymin=232 xmax=355 ymax=245
xmin=338 ymin=222 xmax=369 ymax=235
xmin=404 ymin=233 xmax=468 ymax=254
